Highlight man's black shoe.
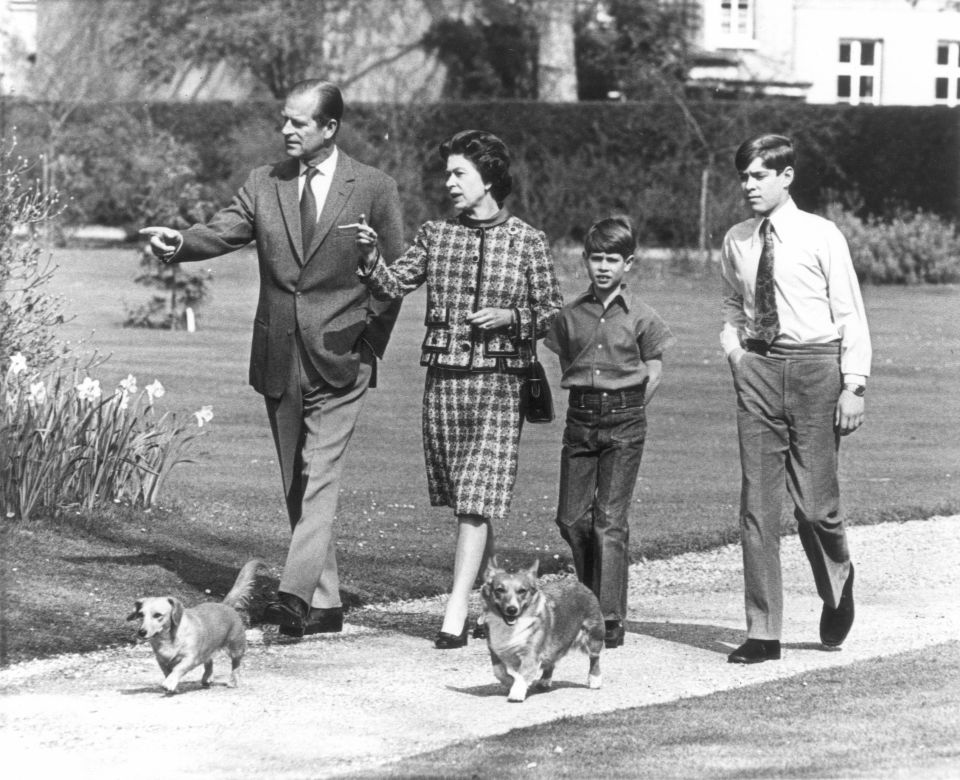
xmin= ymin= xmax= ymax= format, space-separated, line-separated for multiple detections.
xmin=301 ymin=607 xmax=344 ymax=636
xmin=820 ymin=563 xmax=855 ymax=647
xmin=727 ymin=638 xmax=781 ymax=664
xmin=604 ymin=620 xmax=625 ymax=649
xmin=263 ymin=592 xmax=309 ymax=638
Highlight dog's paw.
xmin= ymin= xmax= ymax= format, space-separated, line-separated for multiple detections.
xmin=162 ymin=682 xmax=179 ymax=695
xmin=507 ymin=683 xmax=528 ymax=702
xmin=535 ymin=677 xmax=553 ymax=690
xmin=588 ymin=672 xmax=602 ymax=690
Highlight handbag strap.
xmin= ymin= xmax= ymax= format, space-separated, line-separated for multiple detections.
xmin=529 ymin=309 xmax=539 ymax=366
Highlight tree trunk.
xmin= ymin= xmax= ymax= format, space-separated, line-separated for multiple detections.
xmin=534 ymin=0 xmax=578 ymax=102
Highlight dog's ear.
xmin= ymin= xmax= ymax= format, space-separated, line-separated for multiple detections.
xmin=126 ymin=599 xmax=143 ymax=622
xmin=527 ymin=559 xmax=540 ymax=578
xmin=482 ymin=555 xmax=500 ymax=583
xmin=168 ymin=597 xmax=184 ymax=634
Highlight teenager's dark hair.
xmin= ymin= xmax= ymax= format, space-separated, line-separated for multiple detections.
xmin=439 ymin=130 xmax=513 ymax=204
xmin=287 ymin=79 xmax=344 ymax=124
xmin=583 ymin=215 xmax=636 ymax=259
xmin=734 ymin=134 xmax=795 ymax=174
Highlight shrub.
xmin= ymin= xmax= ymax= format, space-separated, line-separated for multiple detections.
xmin=1 ymin=352 xmax=213 ymax=521
xmin=825 ymin=204 xmax=960 ymax=284
xmin=0 ymin=139 xmax=68 ymax=370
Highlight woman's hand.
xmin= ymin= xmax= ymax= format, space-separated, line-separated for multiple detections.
xmin=348 ymin=214 xmax=380 ymax=272
xmin=466 ymin=307 xmax=516 ymax=331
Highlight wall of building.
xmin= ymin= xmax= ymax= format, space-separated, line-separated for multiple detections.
xmin=795 ymin=0 xmax=960 ymax=105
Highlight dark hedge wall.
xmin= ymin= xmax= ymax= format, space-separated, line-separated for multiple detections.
xmin=3 ymin=98 xmax=958 ymax=246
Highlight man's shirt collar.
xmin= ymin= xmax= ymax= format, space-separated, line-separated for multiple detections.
xmin=300 ymin=146 xmax=338 ymax=177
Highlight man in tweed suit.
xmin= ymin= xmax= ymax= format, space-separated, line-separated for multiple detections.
xmin=141 ymin=80 xmax=403 ymax=638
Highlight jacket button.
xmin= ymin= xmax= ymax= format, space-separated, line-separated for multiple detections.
xmin=295 ymin=291 xmax=302 ymax=297
xmin=465 ymin=286 xmax=474 ymax=294
xmin=461 ymin=343 xmax=471 ymax=352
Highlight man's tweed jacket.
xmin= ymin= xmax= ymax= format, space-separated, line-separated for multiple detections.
xmin=173 ymin=151 xmax=403 ymax=395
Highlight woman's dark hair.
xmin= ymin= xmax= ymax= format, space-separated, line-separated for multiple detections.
xmin=583 ymin=215 xmax=636 ymax=259
xmin=439 ymin=130 xmax=513 ymax=205
xmin=734 ymin=134 xmax=795 ymax=174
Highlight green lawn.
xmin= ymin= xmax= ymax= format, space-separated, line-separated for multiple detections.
xmin=354 ymin=641 xmax=960 ymax=779
xmin=5 ymin=246 xmax=958 ymax=664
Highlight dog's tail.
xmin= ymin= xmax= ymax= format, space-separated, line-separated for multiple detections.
xmin=222 ymin=559 xmax=267 ymax=613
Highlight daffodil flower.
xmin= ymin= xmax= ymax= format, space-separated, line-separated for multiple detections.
xmin=75 ymin=377 xmax=102 ymax=402
xmin=27 ymin=381 xmax=47 ymax=406
xmin=8 ymin=352 xmax=27 ymax=376
xmin=119 ymin=374 xmax=138 ymax=395
xmin=193 ymin=405 xmax=214 ymax=427
xmin=145 ymin=380 xmax=165 ymax=403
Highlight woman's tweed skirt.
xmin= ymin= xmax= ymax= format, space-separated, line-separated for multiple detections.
xmin=423 ymin=367 xmax=524 ymax=522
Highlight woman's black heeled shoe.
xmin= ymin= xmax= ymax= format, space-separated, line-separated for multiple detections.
xmin=434 ymin=620 xmax=469 ymax=649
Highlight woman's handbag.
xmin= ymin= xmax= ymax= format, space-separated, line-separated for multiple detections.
xmin=523 ymin=312 xmax=554 ymax=423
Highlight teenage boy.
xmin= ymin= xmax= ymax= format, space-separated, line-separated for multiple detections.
xmin=545 ymin=216 xmax=675 ymax=649
xmin=721 ymin=134 xmax=871 ymax=664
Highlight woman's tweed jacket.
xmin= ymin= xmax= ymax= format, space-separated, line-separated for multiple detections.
xmin=365 ymin=214 xmax=563 ymax=372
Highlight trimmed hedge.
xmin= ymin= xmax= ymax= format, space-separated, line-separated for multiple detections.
xmin=4 ymin=98 xmax=959 ymax=248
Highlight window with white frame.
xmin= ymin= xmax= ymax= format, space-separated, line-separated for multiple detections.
xmin=837 ymin=39 xmax=882 ymax=105
xmin=935 ymin=41 xmax=960 ymax=105
xmin=709 ymin=0 xmax=755 ymax=48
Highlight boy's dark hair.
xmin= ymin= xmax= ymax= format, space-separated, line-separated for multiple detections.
xmin=439 ymin=129 xmax=513 ymax=205
xmin=583 ymin=215 xmax=636 ymax=258
xmin=734 ymin=134 xmax=795 ymax=174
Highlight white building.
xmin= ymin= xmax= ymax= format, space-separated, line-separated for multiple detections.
xmin=690 ymin=0 xmax=960 ymax=106
xmin=0 ymin=0 xmax=36 ymax=97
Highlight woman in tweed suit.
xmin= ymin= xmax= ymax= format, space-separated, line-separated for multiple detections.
xmin=355 ymin=130 xmax=563 ymax=648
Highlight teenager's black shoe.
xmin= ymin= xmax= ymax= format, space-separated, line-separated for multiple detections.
xmin=434 ymin=621 xmax=468 ymax=649
xmin=302 ymin=607 xmax=344 ymax=636
xmin=727 ymin=638 xmax=781 ymax=664
xmin=820 ymin=564 xmax=855 ymax=647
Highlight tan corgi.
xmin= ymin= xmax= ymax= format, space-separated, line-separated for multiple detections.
xmin=480 ymin=558 xmax=604 ymax=702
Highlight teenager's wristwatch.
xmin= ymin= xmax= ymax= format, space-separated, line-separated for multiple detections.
xmin=843 ymin=383 xmax=866 ymax=397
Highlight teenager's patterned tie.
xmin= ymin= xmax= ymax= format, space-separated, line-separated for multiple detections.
xmin=300 ymin=166 xmax=318 ymax=254
xmin=754 ymin=218 xmax=780 ymax=344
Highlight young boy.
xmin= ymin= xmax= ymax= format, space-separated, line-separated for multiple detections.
xmin=545 ymin=216 xmax=675 ymax=649
xmin=721 ymin=134 xmax=870 ymax=664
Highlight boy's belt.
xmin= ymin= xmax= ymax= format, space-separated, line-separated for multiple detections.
xmin=568 ymin=385 xmax=646 ymax=409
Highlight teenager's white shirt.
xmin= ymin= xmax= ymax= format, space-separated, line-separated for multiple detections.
xmin=720 ymin=197 xmax=871 ymax=379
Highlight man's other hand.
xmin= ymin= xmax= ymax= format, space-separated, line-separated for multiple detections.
xmin=139 ymin=226 xmax=183 ymax=261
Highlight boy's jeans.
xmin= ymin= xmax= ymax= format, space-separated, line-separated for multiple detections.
xmin=556 ymin=387 xmax=646 ymax=622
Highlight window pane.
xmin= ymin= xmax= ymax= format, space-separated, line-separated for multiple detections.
xmin=937 ymin=77 xmax=949 ymax=99
xmin=838 ymin=75 xmax=851 ymax=98
xmin=839 ymin=42 xmax=851 ymax=63
xmin=861 ymin=42 xmax=875 ymax=66
xmin=860 ymin=76 xmax=874 ymax=98
xmin=938 ymin=44 xmax=950 ymax=65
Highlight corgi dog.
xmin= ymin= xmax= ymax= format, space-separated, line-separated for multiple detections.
xmin=127 ymin=559 xmax=264 ymax=694
xmin=480 ymin=558 xmax=604 ymax=702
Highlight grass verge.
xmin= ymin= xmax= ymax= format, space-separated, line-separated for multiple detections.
xmin=354 ymin=642 xmax=960 ymax=779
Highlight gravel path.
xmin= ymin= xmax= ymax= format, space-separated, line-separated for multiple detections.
xmin=1 ymin=516 xmax=957 ymax=779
